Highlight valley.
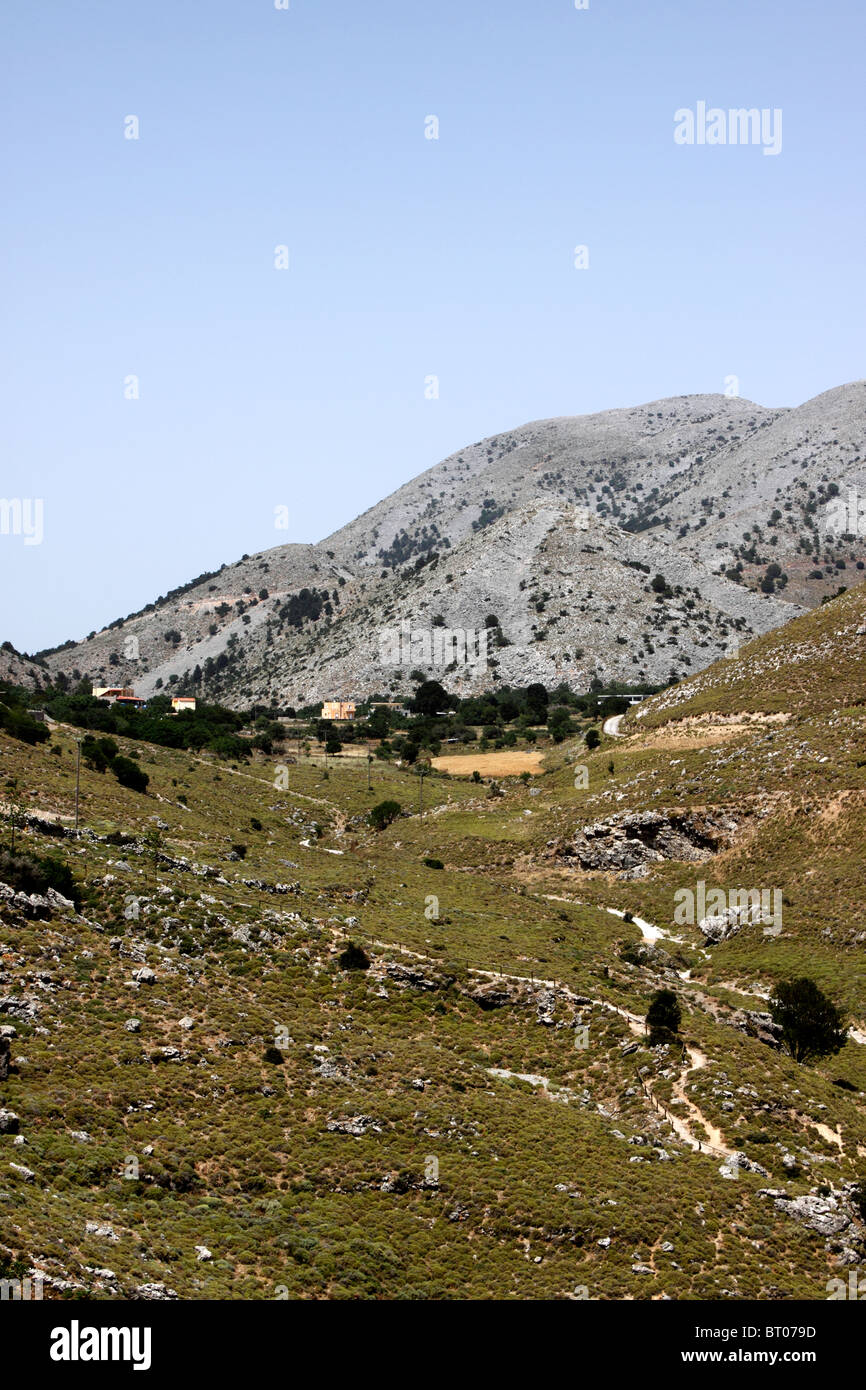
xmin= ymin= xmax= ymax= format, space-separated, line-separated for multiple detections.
xmin=2 ymin=585 xmax=866 ymax=1300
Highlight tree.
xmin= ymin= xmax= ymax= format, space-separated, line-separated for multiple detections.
xmin=646 ymin=988 xmax=681 ymax=1042
xmin=112 ymin=756 xmax=149 ymax=794
xmin=585 ymin=727 xmax=601 ymax=750
xmin=525 ymin=683 xmax=549 ymax=723
xmin=547 ymin=707 xmax=572 ymax=743
xmin=770 ymin=978 xmax=847 ymax=1063
xmin=410 ymin=679 xmax=450 ymax=717
xmin=338 ymin=941 xmax=370 ymax=971
xmin=369 ymin=799 xmax=401 ymax=831
xmin=325 ymin=734 xmax=342 ymax=755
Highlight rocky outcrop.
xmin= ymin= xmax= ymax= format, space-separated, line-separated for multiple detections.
xmin=698 ymin=903 xmax=769 ymax=943
xmin=326 ymin=1114 xmax=382 ymax=1136
xmin=759 ymin=1188 xmax=853 ymax=1238
xmin=728 ymin=1009 xmax=783 ymax=1048
xmin=468 ymin=981 xmax=519 ymax=1010
xmin=382 ymin=961 xmax=447 ymax=991
xmin=550 ymin=809 xmax=738 ymax=872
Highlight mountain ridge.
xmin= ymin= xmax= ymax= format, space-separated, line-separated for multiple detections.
xmin=30 ymin=380 xmax=866 ymax=707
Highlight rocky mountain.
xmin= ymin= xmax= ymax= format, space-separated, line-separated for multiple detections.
xmin=33 ymin=381 xmax=866 ymax=707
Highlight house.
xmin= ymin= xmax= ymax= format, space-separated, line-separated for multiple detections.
xmin=94 ymin=686 xmax=145 ymax=709
xmin=321 ymin=700 xmax=356 ymax=721
xmin=171 ymin=696 xmax=197 ymax=713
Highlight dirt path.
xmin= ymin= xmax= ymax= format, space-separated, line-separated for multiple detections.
xmin=347 ymin=924 xmax=736 ymax=1159
xmin=664 ymin=1045 xmax=735 ymax=1156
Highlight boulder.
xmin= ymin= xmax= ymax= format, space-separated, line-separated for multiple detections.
xmin=326 ymin=1114 xmax=381 ymax=1136
xmin=469 ymin=981 xmax=515 ymax=1010
xmin=760 ymin=1188 xmax=852 ymax=1237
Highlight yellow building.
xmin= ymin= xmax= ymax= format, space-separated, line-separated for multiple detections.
xmin=321 ymin=700 xmax=355 ymax=721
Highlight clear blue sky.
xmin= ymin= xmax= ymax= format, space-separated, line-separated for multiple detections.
xmin=2 ymin=0 xmax=864 ymax=652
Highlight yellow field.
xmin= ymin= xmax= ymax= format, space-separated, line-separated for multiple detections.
xmin=430 ymin=749 xmax=546 ymax=777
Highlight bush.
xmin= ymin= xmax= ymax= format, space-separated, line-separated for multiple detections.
xmin=338 ymin=941 xmax=370 ymax=971
xmin=112 ymin=756 xmax=150 ymax=794
xmin=369 ymin=800 xmax=401 ymax=831
xmin=423 ymin=858 xmax=444 ymax=870
xmin=0 ymin=849 xmax=80 ymax=907
xmin=263 ymin=1046 xmax=284 ymax=1065
xmin=0 ymin=706 xmax=50 ymax=746
xmin=646 ymin=988 xmax=681 ymax=1042
xmin=585 ymin=727 xmax=601 ymax=750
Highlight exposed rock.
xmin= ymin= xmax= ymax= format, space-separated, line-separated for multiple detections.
xmin=0 ymin=1108 xmax=20 ymax=1134
xmin=535 ymin=989 xmax=556 ymax=1025
xmin=85 ymin=1221 xmax=119 ymax=1241
xmin=383 ymin=961 xmax=445 ymax=991
xmin=728 ymin=1009 xmax=783 ymax=1048
xmin=469 ymin=981 xmax=516 ymax=1010
xmin=759 ymin=1188 xmax=852 ymax=1237
xmin=132 ymin=1282 xmax=179 ymax=1300
xmin=699 ymin=904 xmax=767 ymax=944
xmin=326 ymin=1114 xmax=382 ymax=1136
xmin=125 ymin=1018 xmax=141 ymax=1033
xmin=46 ymin=887 xmax=75 ymax=910
xmin=132 ymin=966 xmax=156 ymax=985
xmin=730 ymin=1152 xmax=771 ymax=1177
xmin=552 ymin=810 xmax=737 ymax=872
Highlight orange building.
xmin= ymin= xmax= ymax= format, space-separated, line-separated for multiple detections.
xmin=321 ymin=700 xmax=356 ymax=721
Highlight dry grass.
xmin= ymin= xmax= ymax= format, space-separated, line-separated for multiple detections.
xmin=430 ymin=750 xmax=546 ymax=777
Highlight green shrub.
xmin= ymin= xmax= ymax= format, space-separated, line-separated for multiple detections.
xmin=338 ymin=942 xmax=371 ymax=971
xmin=369 ymin=800 xmax=401 ymax=831
xmin=0 ymin=849 xmax=80 ymax=906
xmin=112 ymin=756 xmax=150 ymax=794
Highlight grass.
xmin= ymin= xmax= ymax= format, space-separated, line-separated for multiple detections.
xmin=1 ymin=587 xmax=866 ymax=1299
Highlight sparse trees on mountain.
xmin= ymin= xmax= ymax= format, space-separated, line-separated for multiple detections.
xmin=369 ymin=799 xmax=401 ymax=831
xmin=646 ymin=989 xmax=682 ymax=1043
xmin=525 ymin=683 xmax=549 ymax=723
xmin=770 ymin=978 xmax=847 ymax=1064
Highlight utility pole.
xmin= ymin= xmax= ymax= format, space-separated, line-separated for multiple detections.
xmin=419 ymin=769 xmax=424 ymax=818
xmin=367 ymin=751 xmax=372 ymax=791
xmin=74 ymin=738 xmax=82 ymax=837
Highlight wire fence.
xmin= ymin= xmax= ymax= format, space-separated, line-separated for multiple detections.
xmin=638 ymin=1063 xmax=731 ymax=1160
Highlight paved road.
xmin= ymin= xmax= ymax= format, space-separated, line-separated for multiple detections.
xmin=602 ymin=713 xmax=625 ymax=737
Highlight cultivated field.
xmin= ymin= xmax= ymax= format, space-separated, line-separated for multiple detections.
xmin=430 ymin=750 xmax=546 ymax=777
